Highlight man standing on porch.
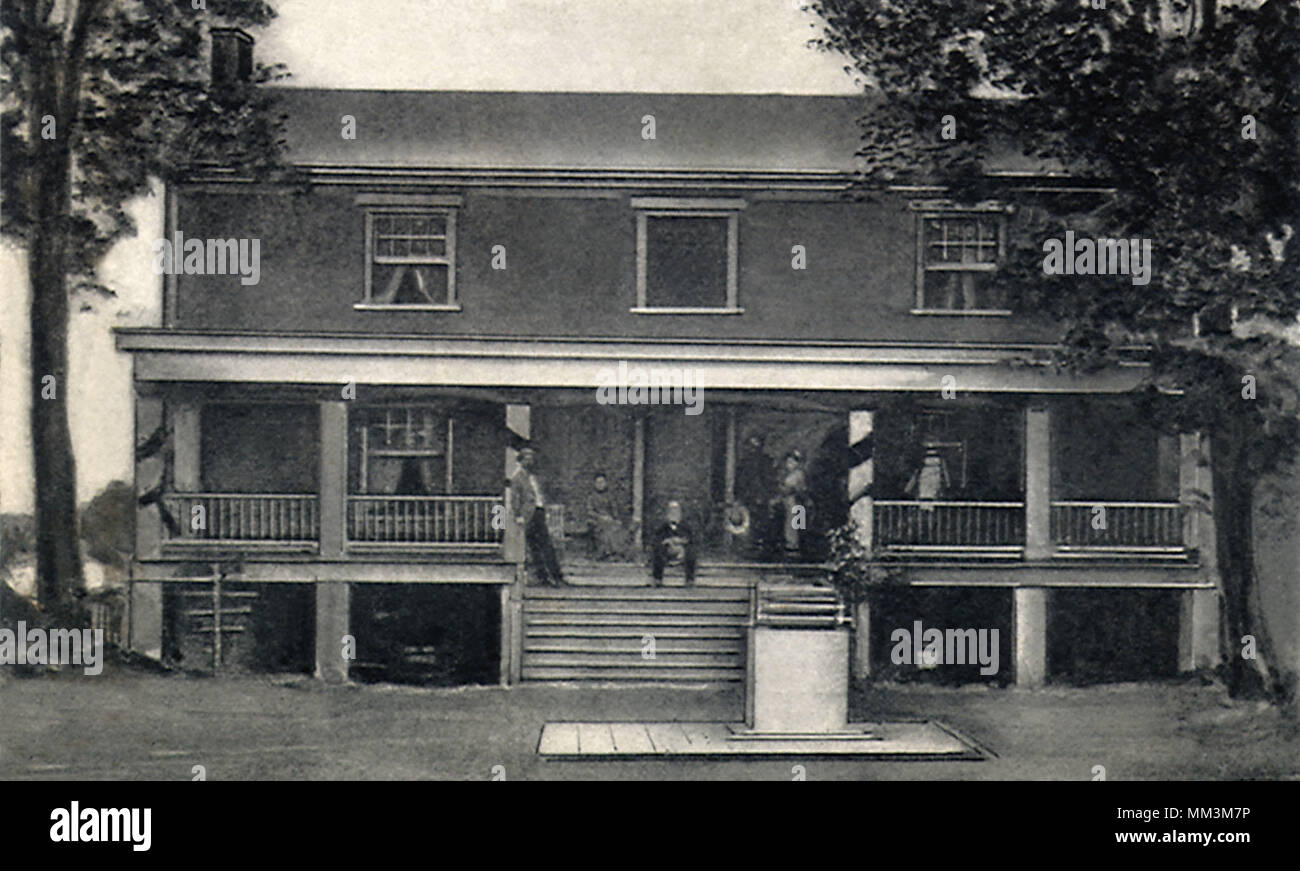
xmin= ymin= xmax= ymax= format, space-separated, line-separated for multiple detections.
xmin=511 ymin=447 xmax=566 ymax=586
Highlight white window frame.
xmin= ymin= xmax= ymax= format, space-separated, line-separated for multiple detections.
xmin=355 ymin=194 xmax=461 ymax=312
xmin=632 ymin=197 xmax=744 ymax=314
xmin=911 ymin=202 xmax=1011 ymax=316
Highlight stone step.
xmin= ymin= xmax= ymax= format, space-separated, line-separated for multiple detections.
xmin=524 ymin=599 xmax=749 ymax=617
xmin=524 ymin=636 xmax=743 ymax=654
xmin=521 ymin=665 xmax=742 ymax=682
xmin=525 ymin=624 xmax=745 ymax=640
xmin=523 ymin=612 xmax=748 ymax=627
xmin=524 ymin=585 xmax=750 ymax=601
xmin=525 ymin=651 xmax=740 ymax=668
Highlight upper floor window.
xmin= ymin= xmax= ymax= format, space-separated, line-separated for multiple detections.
xmin=355 ymin=194 xmax=461 ymax=311
xmin=632 ymin=197 xmax=744 ymax=314
xmin=914 ymin=205 xmax=1009 ymax=315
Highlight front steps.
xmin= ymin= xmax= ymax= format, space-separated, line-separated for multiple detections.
xmin=521 ymin=581 xmax=753 ymax=683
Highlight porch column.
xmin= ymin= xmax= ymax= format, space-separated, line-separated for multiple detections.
xmin=134 ymin=391 xmax=165 ymax=561
xmin=1180 ymin=433 xmax=1217 ymax=569
xmin=1013 ymin=587 xmax=1048 ymax=687
xmin=724 ymin=407 xmax=737 ymax=504
xmin=1179 ymin=587 xmax=1221 ymax=672
xmin=1178 ymin=434 xmax=1220 ymax=671
xmin=173 ymin=403 xmax=201 ymax=492
xmin=314 ymin=581 xmax=350 ymax=683
xmin=503 ymin=404 xmax=530 ymax=565
xmin=319 ymin=402 xmax=348 ymax=559
xmin=848 ymin=410 xmax=874 ymax=679
xmin=632 ymin=416 xmax=645 ymax=551
xmin=1024 ymin=404 xmax=1052 ymax=560
xmin=129 ymin=581 xmax=164 ymax=661
xmin=504 ymin=404 xmax=530 ymax=686
xmin=847 ymin=410 xmax=874 ymax=548
xmin=852 ymin=596 xmax=871 ymax=680
xmin=499 ymin=584 xmax=514 ymax=686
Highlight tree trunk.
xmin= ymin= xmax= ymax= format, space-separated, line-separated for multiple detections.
xmin=1210 ymin=427 xmax=1277 ymax=700
xmin=27 ymin=61 xmax=84 ymax=615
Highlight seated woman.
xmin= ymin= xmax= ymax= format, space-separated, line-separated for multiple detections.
xmin=583 ymin=472 xmax=631 ymax=560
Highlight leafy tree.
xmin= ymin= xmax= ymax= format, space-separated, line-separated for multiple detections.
xmin=810 ymin=0 xmax=1300 ymax=700
xmin=1 ymin=1 xmax=286 ymax=613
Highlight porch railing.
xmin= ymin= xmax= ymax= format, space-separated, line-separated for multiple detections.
xmin=162 ymin=493 xmax=319 ymax=544
xmin=873 ymin=500 xmax=1026 ymax=551
xmin=347 ymin=495 xmax=504 ymax=546
xmin=1051 ymin=501 xmax=1186 ymax=553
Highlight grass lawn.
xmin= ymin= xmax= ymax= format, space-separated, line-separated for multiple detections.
xmin=1 ymin=665 xmax=1297 ymax=780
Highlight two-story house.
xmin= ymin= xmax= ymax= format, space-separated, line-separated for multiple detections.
xmin=115 ymin=30 xmax=1221 ymax=687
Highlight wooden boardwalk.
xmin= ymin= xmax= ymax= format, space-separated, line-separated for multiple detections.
xmin=537 ymin=720 xmax=987 ymax=759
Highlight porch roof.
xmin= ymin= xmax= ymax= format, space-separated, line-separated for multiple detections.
xmin=115 ymin=328 xmax=1149 ymax=393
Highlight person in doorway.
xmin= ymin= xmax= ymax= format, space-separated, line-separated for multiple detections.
xmin=772 ymin=449 xmax=809 ymax=558
xmin=904 ymin=447 xmax=951 ymax=542
xmin=650 ymin=500 xmax=697 ymax=586
xmin=510 ymin=446 xmax=566 ymax=586
xmin=736 ymin=434 xmax=776 ymax=558
xmin=906 ymin=447 xmax=951 ymax=504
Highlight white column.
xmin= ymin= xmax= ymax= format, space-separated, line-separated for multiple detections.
xmin=503 ymin=404 xmax=530 ymax=686
xmin=848 ymin=410 xmax=874 ymax=679
xmin=1180 ymin=433 xmax=1217 ymax=569
xmin=499 ymin=584 xmax=513 ymax=686
xmin=135 ymin=392 xmax=165 ymax=561
xmin=503 ymin=404 xmax=530 ymax=564
xmin=1013 ymin=587 xmax=1048 ymax=687
xmin=1179 ymin=587 xmax=1221 ymax=671
xmin=724 ymin=407 xmax=737 ymax=504
xmin=314 ymin=581 xmax=350 ymax=683
xmin=173 ymin=403 xmax=201 ymax=492
xmin=632 ymin=416 xmax=645 ymax=550
xmin=852 ymin=598 xmax=871 ymax=680
xmin=319 ymin=402 xmax=348 ymax=559
xmin=1024 ymin=405 xmax=1052 ymax=560
xmin=129 ymin=581 xmax=164 ymax=661
xmin=847 ymin=410 xmax=874 ymax=548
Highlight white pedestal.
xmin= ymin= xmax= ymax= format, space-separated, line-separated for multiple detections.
xmin=749 ymin=626 xmax=850 ymax=734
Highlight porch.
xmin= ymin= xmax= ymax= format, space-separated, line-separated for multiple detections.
xmin=137 ymin=389 xmax=1204 ymax=566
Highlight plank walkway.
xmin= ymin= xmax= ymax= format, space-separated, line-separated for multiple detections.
xmin=537 ymin=720 xmax=987 ymax=759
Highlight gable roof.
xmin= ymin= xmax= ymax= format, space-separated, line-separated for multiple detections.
xmin=270 ymin=89 xmax=872 ymax=173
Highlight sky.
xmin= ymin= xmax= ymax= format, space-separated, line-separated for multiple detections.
xmin=0 ymin=0 xmax=858 ymax=514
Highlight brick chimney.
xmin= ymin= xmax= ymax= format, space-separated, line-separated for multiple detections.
xmin=210 ymin=27 xmax=254 ymax=88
